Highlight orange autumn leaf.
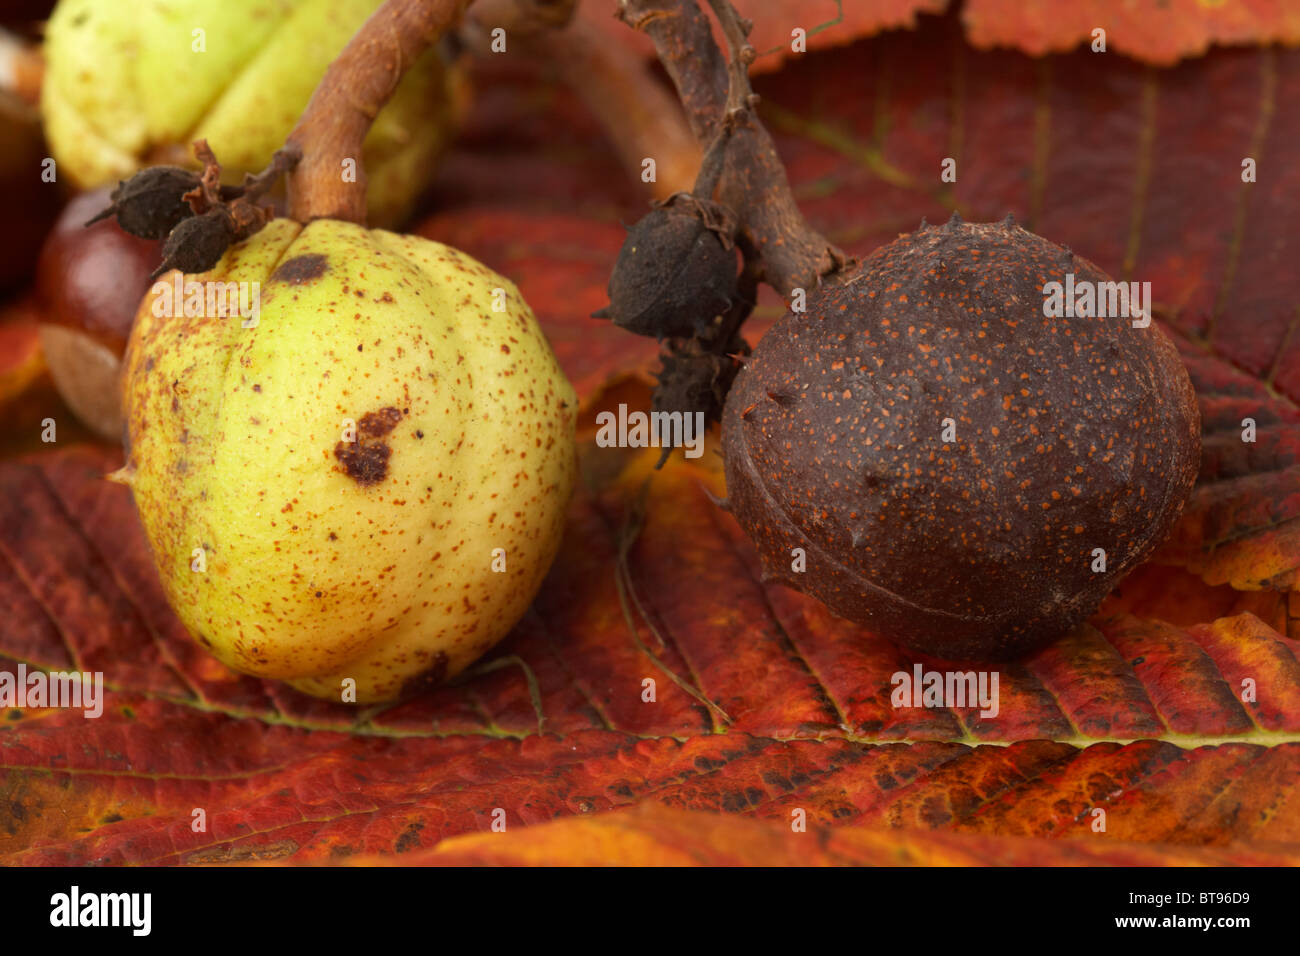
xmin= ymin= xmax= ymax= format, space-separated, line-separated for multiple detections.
xmin=578 ymin=0 xmax=950 ymax=76
xmin=0 ymin=297 xmax=45 ymax=410
xmin=963 ymin=0 xmax=1300 ymax=65
xmin=372 ymin=803 xmax=1300 ymax=866
xmin=583 ymin=0 xmax=1300 ymax=74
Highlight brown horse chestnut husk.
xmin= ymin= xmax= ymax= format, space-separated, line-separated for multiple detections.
xmin=721 ymin=215 xmax=1200 ymax=661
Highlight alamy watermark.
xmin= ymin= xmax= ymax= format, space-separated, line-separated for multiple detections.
xmin=0 ymin=664 xmax=103 ymax=718
xmin=1042 ymin=273 xmax=1151 ymax=327
xmin=50 ymin=886 xmax=150 ymax=936
xmin=151 ymin=274 xmax=261 ymax=328
xmin=891 ymin=664 xmax=999 ymax=718
xmin=594 ymin=403 xmax=706 ymax=459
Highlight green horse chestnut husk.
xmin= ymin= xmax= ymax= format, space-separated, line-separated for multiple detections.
xmin=721 ymin=215 xmax=1200 ymax=661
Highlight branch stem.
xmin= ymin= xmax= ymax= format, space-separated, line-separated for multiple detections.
xmin=286 ymin=0 xmax=471 ymax=224
xmin=617 ymin=0 xmax=845 ymax=296
xmin=531 ymin=18 xmax=701 ymax=198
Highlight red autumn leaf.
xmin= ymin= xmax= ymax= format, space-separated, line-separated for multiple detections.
xmin=1154 ymin=342 xmax=1300 ymax=591
xmin=1102 ymin=561 xmax=1298 ymax=641
xmin=3 ymin=5 xmax=1300 ymax=866
xmin=2 ymin=442 xmax=1299 ymax=864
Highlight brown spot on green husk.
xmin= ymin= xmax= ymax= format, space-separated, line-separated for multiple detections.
xmin=359 ymin=407 xmax=403 ymax=437
xmin=333 ymin=408 xmax=406 ymax=485
xmin=334 ymin=439 xmax=391 ymax=485
xmin=270 ymin=254 xmax=328 ymax=285
xmin=399 ymin=651 xmax=450 ymax=699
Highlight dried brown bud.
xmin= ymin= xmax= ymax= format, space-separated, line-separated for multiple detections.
xmin=87 ymin=166 xmax=203 ymax=240
xmin=594 ymin=193 xmax=738 ymax=341
xmin=151 ymin=209 xmax=236 ymax=280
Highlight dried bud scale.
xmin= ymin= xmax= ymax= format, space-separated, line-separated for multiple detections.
xmin=650 ymin=340 xmax=744 ymax=467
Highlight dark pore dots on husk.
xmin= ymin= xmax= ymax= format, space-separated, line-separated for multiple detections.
xmin=721 ymin=217 xmax=1201 ymax=661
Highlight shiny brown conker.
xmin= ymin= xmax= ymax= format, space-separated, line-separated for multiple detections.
xmin=35 ymin=188 xmax=160 ymax=441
